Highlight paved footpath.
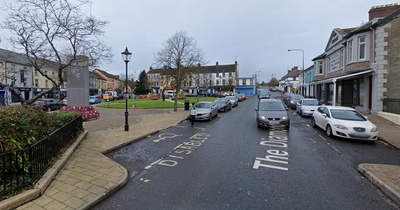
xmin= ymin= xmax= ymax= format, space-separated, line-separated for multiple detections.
xmin=14 ymin=108 xmax=188 ymax=210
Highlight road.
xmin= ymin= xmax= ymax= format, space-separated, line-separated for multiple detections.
xmin=93 ymin=94 xmax=400 ymax=210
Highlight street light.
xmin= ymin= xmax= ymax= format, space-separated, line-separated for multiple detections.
xmin=122 ymin=47 xmax=132 ymax=131
xmin=288 ymin=49 xmax=304 ymax=96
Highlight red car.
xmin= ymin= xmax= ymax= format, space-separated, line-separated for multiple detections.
xmin=95 ymin=95 xmax=102 ymax=99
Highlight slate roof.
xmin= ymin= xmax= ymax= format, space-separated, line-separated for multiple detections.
xmin=148 ymin=63 xmax=237 ymax=75
xmin=94 ymin=69 xmax=119 ymax=80
xmin=281 ymin=70 xmax=303 ymax=80
xmin=0 ymin=48 xmax=31 ymax=65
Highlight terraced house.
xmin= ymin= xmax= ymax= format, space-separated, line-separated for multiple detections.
xmin=147 ymin=61 xmax=238 ymax=96
xmin=308 ymin=3 xmax=400 ymax=115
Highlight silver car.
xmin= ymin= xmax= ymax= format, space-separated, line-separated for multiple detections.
xmin=225 ymin=96 xmax=238 ymax=107
xmin=296 ymin=99 xmax=322 ymax=117
xmin=193 ymin=102 xmax=219 ymax=121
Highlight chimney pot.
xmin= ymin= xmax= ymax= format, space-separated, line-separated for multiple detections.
xmin=216 ymin=62 xmax=219 ymax=67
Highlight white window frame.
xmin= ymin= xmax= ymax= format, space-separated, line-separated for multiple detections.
xmin=358 ymin=36 xmax=366 ymax=60
xmin=348 ymin=39 xmax=353 ymax=63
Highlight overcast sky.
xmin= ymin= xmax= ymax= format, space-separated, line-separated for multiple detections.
xmin=0 ymin=0 xmax=397 ymax=83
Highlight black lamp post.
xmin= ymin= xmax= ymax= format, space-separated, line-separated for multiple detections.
xmin=122 ymin=47 xmax=132 ymax=131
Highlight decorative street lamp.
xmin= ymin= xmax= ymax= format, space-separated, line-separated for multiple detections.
xmin=288 ymin=49 xmax=305 ymax=96
xmin=122 ymin=47 xmax=132 ymax=131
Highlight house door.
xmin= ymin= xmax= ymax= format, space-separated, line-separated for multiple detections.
xmin=341 ymin=80 xmax=353 ymax=107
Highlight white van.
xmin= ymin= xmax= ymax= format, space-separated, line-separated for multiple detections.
xmin=166 ymin=90 xmax=175 ymax=97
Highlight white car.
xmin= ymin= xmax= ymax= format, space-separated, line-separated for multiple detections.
xmin=296 ymin=99 xmax=322 ymax=117
xmin=311 ymin=106 xmax=378 ymax=141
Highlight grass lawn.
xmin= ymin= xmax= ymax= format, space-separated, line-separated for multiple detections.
xmin=97 ymin=97 xmax=217 ymax=108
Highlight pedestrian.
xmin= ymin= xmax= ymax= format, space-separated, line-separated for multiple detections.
xmin=188 ymin=102 xmax=197 ymax=125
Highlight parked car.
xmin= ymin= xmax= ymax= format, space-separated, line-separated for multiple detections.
xmin=255 ymin=98 xmax=290 ymax=129
xmin=193 ymin=102 xmax=219 ymax=121
xmin=32 ymin=98 xmax=66 ymax=112
xmin=296 ymin=99 xmax=322 ymax=117
xmin=286 ymin=94 xmax=304 ymax=109
xmin=271 ymin=87 xmax=278 ymax=92
xmin=282 ymin=93 xmax=293 ymax=104
xmin=95 ymin=95 xmax=102 ymax=99
xmin=259 ymin=91 xmax=270 ymax=99
xmin=225 ymin=96 xmax=238 ymax=107
xmin=89 ymin=96 xmax=102 ymax=104
xmin=214 ymin=98 xmax=232 ymax=112
xmin=311 ymin=106 xmax=378 ymax=141
xmin=212 ymin=93 xmax=225 ymax=98
xmin=234 ymin=93 xmax=243 ymax=102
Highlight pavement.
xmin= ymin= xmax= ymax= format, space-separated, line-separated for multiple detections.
xmin=2 ymin=105 xmax=400 ymax=209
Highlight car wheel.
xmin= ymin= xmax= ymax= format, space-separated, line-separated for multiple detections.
xmin=311 ymin=117 xmax=316 ymax=127
xmin=47 ymin=107 xmax=52 ymax=112
xmin=326 ymin=125 xmax=333 ymax=137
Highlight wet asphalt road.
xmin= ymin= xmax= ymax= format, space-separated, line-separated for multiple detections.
xmin=93 ymin=95 xmax=400 ymax=210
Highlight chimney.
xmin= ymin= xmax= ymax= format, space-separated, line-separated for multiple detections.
xmin=292 ymin=66 xmax=298 ymax=71
xmin=198 ymin=63 xmax=201 ymax=67
xmin=369 ymin=3 xmax=400 ymax=20
xmin=150 ymin=66 xmax=153 ymax=70
xmin=163 ymin=65 xmax=166 ymax=70
xmin=216 ymin=62 xmax=219 ymax=67
xmin=288 ymin=70 xmax=292 ymax=74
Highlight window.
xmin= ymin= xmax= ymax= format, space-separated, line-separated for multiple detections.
xmin=318 ymin=61 xmax=323 ymax=74
xmin=339 ymin=50 xmax=344 ymax=69
xmin=35 ymin=79 xmax=38 ymax=87
xmin=348 ymin=39 xmax=353 ymax=62
xmin=45 ymin=80 xmax=48 ymax=88
xmin=358 ymin=36 xmax=366 ymax=60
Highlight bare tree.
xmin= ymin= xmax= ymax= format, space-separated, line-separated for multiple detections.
xmin=1 ymin=0 xmax=113 ymax=105
xmin=154 ymin=31 xmax=206 ymax=111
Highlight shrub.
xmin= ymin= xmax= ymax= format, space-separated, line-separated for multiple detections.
xmin=0 ymin=106 xmax=64 ymax=152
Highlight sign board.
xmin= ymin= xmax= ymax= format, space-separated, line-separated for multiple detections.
xmin=294 ymin=84 xmax=298 ymax=87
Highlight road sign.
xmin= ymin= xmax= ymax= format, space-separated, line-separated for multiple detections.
xmin=294 ymin=83 xmax=298 ymax=87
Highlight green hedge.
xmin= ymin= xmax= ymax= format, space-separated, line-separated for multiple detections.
xmin=0 ymin=106 xmax=78 ymax=152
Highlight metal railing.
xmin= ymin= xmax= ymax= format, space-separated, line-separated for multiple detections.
xmin=382 ymin=98 xmax=400 ymax=115
xmin=0 ymin=115 xmax=82 ymax=196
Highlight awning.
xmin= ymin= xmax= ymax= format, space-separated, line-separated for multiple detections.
xmin=308 ymin=70 xmax=373 ymax=85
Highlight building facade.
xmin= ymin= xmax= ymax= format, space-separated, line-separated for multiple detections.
xmin=147 ymin=61 xmax=239 ymax=96
xmin=306 ymin=4 xmax=400 ymax=114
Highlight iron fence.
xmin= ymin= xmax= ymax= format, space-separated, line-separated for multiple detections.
xmin=0 ymin=115 xmax=82 ymax=196
xmin=382 ymin=98 xmax=400 ymax=115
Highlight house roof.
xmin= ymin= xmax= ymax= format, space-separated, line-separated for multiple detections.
xmin=312 ymin=53 xmax=326 ymax=61
xmin=0 ymin=48 xmax=31 ymax=66
xmin=148 ymin=63 xmax=237 ymax=75
xmin=94 ymin=69 xmax=119 ymax=80
xmin=90 ymin=71 xmax=107 ymax=80
xmin=281 ymin=70 xmax=303 ymax=80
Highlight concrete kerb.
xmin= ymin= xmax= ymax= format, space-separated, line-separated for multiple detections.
xmin=0 ymin=130 xmax=88 ymax=210
xmin=358 ymin=164 xmax=400 ymax=207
